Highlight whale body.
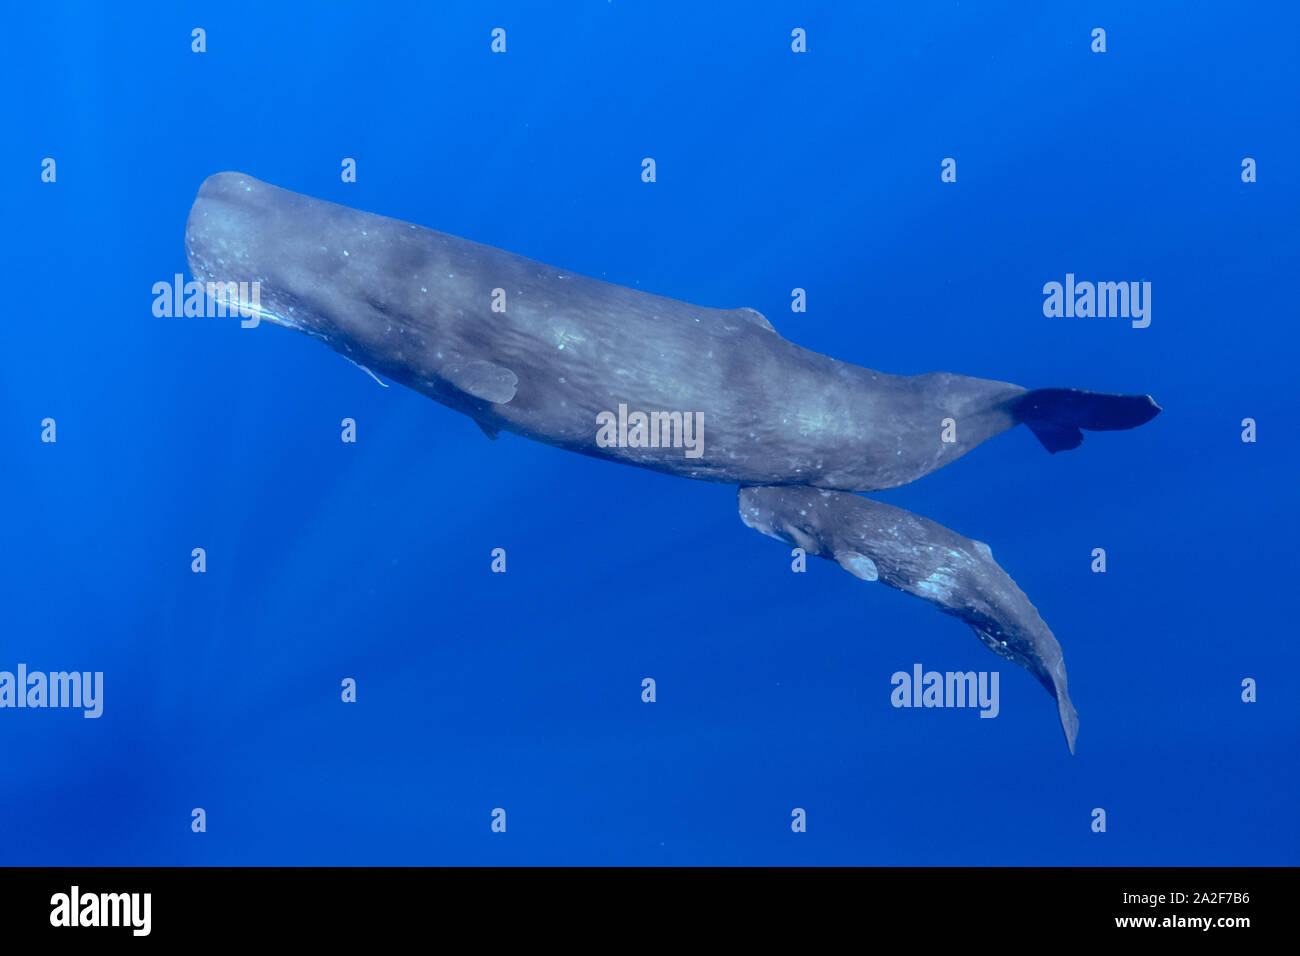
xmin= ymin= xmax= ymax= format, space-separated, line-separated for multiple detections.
xmin=184 ymin=172 xmax=1161 ymax=752
xmin=740 ymin=486 xmax=1079 ymax=752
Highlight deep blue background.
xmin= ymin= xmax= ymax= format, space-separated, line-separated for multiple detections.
xmin=3 ymin=1 xmax=1296 ymax=865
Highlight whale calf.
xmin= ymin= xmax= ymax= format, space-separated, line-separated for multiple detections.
xmin=739 ymin=486 xmax=1078 ymax=752
xmin=184 ymin=172 xmax=1160 ymax=752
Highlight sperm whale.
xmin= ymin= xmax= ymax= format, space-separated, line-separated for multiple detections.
xmin=184 ymin=171 xmax=1161 ymax=752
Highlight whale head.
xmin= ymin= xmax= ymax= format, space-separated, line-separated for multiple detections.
xmin=184 ymin=172 xmax=445 ymax=379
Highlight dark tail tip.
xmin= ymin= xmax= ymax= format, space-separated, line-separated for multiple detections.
xmin=1013 ymin=388 xmax=1161 ymax=454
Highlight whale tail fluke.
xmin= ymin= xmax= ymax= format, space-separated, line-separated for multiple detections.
xmin=1013 ymin=388 xmax=1161 ymax=454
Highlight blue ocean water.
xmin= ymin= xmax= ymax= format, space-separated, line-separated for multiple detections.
xmin=3 ymin=1 xmax=1296 ymax=866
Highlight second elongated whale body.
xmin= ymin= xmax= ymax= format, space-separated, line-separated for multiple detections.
xmin=184 ymin=172 xmax=1163 ymax=753
xmin=739 ymin=485 xmax=1078 ymax=752
xmin=185 ymin=173 xmax=1158 ymax=491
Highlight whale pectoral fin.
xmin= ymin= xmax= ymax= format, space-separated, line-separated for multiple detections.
xmin=444 ymin=360 xmax=518 ymax=404
xmin=475 ymin=421 xmax=500 ymax=441
xmin=733 ymin=306 xmax=777 ymax=333
xmin=834 ymin=550 xmax=879 ymax=581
